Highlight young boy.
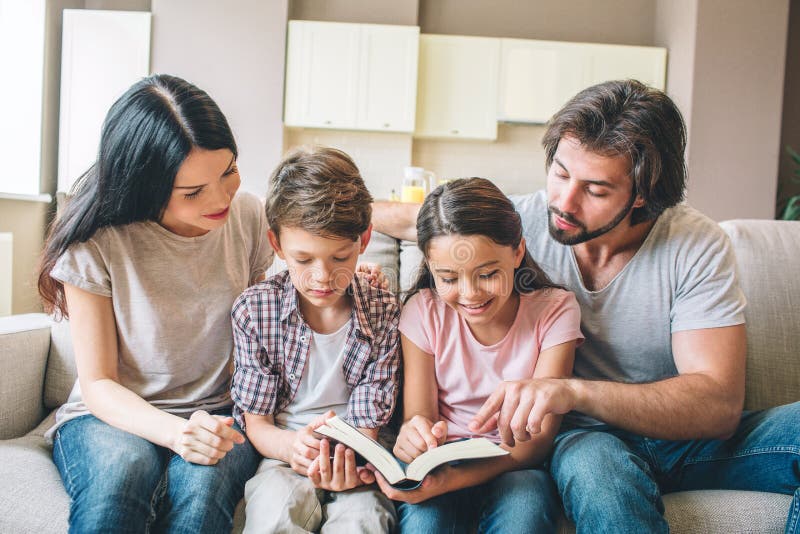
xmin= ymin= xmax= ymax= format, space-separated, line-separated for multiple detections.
xmin=231 ymin=146 xmax=401 ymax=533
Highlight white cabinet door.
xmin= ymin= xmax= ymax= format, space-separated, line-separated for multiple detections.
xmin=284 ymin=21 xmax=419 ymax=133
xmin=498 ymin=39 xmax=666 ymax=125
xmin=284 ymin=21 xmax=360 ymax=130
xmin=498 ymin=39 xmax=586 ymax=124
xmin=356 ymin=24 xmax=419 ymax=132
xmin=415 ymin=35 xmax=500 ymax=140
xmin=584 ymin=43 xmax=666 ymax=90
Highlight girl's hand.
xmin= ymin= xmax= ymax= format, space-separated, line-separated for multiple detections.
xmin=393 ymin=415 xmax=448 ymax=463
xmin=173 ymin=410 xmax=245 ymax=465
xmin=307 ymin=439 xmax=373 ymax=491
xmin=369 ymin=463 xmax=452 ymax=504
xmin=356 ymin=263 xmax=389 ymax=290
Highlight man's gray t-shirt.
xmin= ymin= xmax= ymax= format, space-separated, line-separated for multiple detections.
xmin=46 ymin=192 xmax=273 ymax=439
xmin=511 ymin=190 xmax=746 ymax=428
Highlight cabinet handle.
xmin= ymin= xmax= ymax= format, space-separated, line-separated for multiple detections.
xmin=383 ymin=123 xmax=391 ymax=128
xmin=451 ymin=129 xmax=460 ymax=135
xmin=324 ymin=120 xmax=332 ymax=125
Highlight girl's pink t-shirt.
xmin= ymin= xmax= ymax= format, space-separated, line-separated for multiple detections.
xmin=399 ymin=288 xmax=583 ymax=443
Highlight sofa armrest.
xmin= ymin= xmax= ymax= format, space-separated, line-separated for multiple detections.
xmin=0 ymin=313 xmax=52 ymax=439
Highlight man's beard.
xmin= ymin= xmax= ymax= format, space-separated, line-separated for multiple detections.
xmin=547 ymin=193 xmax=636 ymax=246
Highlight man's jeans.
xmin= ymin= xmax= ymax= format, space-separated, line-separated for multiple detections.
xmin=550 ymin=401 xmax=800 ymax=534
xmin=53 ymin=413 xmax=260 ymax=534
xmin=397 ymin=468 xmax=560 ymax=534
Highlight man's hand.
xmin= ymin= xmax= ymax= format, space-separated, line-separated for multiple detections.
xmin=393 ymin=415 xmax=447 ymax=463
xmin=356 ymin=263 xmax=389 ymax=290
xmin=172 ymin=411 xmax=245 ymax=465
xmin=468 ymin=378 xmax=580 ymax=446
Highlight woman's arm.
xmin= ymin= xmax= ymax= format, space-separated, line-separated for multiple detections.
xmin=378 ymin=340 xmax=577 ymax=503
xmin=65 ymin=283 xmax=244 ymax=464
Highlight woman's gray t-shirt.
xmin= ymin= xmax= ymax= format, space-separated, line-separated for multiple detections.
xmin=511 ymin=190 xmax=746 ymax=429
xmin=47 ymin=192 xmax=273 ymax=439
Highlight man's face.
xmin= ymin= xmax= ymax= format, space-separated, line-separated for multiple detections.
xmin=546 ymin=136 xmax=642 ymax=246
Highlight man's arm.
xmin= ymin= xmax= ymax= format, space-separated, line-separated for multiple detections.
xmin=472 ymin=324 xmax=746 ymax=442
xmin=371 ymin=201 xmax=420 ymax=242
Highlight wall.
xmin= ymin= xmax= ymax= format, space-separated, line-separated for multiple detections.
xmin=419 ymin=0 xmax=656 ymax=45
xmin=290 ymin=0 xmax=418 ymax=25
xmin=685 ymin=0 xmax=788 ymax=221
xmin=0 ymin=199 xmax=52 ymax=314
xmin=778 ymin=0 xmax=800 ymax=217
xmin=151 ymin=0 xmax=288 ymax=195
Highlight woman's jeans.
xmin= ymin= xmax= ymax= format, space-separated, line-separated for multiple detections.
xmin=397 ymin=468 xmax=560 ymax=534
xmin=53 ymin=413 xmax=260 ymax=534
xmin=550 ymin=401 xmax=800 ymax=534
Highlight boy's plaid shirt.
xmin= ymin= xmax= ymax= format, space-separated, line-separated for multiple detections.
xmin=230 ymin=270 xmax=401 ymax=430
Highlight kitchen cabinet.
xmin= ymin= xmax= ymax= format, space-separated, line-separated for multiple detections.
xmin=414 ymin=34 xmax=500 ymax=140
xmin=498 ymin=39 xmax=666 ymax=124
xmin=284 ymin=21 xmax=419 ymax=133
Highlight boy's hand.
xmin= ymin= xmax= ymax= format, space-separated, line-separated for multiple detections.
xmin=173 ymin=411 xmax=245 ymax=465
xmin=290 ymin=424 xmax=322 ymax=476
xmin=356 ymin=263 xmax=389 ymax=290
xmin=307 ymin=439 xmax=373 ymax=491
xmin=393 ymin=415 xmax=447 ymax=463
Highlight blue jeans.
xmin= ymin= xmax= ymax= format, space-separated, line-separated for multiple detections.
xmin=53 ymin=413 xmax=260 ymax=534
xmin=397 ymin=468 xmax=559 ymax=533
xmin=550 ymin=402 xmax=800 ymax=534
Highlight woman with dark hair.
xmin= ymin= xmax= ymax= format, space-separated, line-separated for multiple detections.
xmin=38 ymin=74 xmax=273 ymax=532
xmin=371 ymin=178 xmax=583 ymax=533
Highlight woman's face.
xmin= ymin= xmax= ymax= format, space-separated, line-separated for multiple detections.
xmin=160 ymin=148 xmax=241 ymax=237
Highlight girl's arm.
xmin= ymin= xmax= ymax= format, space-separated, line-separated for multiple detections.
xmin=392 ymin=335 xmax=447 ymax=462
xmin=65 ymin=283 xmax=244 ymax=464
xmin=377 ymin=340 xmax=577 ymax=504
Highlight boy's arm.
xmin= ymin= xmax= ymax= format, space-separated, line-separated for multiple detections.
xmin=347 ymin=302 xmax=402 ymax=429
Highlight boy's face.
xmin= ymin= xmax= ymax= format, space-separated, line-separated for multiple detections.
xmin=269 ymin=226 xmax=371 ymax=309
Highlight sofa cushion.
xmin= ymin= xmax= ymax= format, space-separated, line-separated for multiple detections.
xmin=44 ymin=317 xmax=77 ymax=410
xmin=0 ymin=314 xmax=51 ymax=439
xmin=0 ymin=431 xmax=69 ymax=533
xmin=399 ymin=239 xmax=424 ymax=292
xmin=720 ymin=220 xmax=800 ymax=410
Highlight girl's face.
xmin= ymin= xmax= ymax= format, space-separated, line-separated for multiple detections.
xmin=160 ymin=148 xmax=241 ymax=237
xmin=426 ymin=234 xmax=526 ymax=330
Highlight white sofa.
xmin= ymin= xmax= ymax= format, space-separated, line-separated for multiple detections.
xmin=1 ymin=219 xmax=798 ymax=533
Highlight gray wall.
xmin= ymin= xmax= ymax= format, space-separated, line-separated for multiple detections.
xmin=290 ymin=0 xmax=418 ymax=25
xmin=151 ymin=0 xmax=288 ymax=195
xmin=419 ymin=0 xmax=656 ymax=45
xmin=778 ymin=0 xmax=800 ymax=217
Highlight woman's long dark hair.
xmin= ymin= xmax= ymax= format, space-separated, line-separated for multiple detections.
xmin=405 ymin=178 xmax=561 ymax=303
xmin=38 ymin=74 xmax=237 ymax=317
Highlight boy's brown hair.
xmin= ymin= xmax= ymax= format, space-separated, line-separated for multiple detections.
xmin=266 ymin=146 xmax=373 ymax=240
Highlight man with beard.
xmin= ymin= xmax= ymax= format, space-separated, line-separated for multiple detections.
xmin=372 ymin=80 xmax=799 ymax=533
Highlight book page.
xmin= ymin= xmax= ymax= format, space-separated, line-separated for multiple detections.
xmin=405 ymin=438 xmax=509 ymax=482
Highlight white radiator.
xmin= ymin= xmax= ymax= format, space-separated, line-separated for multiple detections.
xmin=0 ymin=233 xmax=11 ymax=316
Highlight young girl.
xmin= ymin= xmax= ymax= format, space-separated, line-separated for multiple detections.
xmin=372 ymin=178 xmax=583 ymax=533
xmin=37 ymin=74 xmax=272 ymax=532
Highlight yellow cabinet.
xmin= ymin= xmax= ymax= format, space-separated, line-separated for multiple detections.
xmin=284 ymin=21 xmax=419 ymax=133
xmin=414 ymin=34 xmax=500 ymax=140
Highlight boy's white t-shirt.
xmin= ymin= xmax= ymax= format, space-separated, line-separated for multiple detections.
xmin=274 ymin=319 xmax=353 ymax=431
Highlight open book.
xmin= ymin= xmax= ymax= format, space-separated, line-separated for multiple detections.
xmin=315 ymin=415 xmax=509 ymax=490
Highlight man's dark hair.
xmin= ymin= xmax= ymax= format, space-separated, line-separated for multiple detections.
xmin=542 ymin=79 xmax=687 ymax=225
